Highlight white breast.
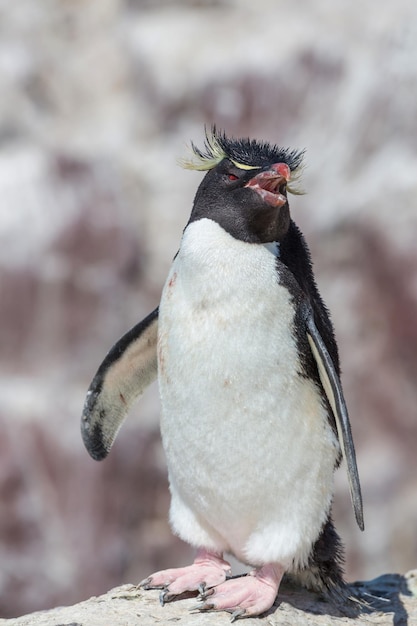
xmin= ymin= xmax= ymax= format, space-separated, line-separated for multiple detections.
xmin=157 ymin=218 xmax=339 ymax=570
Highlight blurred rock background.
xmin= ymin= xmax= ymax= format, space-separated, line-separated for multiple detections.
xmin=0 ymin=0 xmax=416 ymax=618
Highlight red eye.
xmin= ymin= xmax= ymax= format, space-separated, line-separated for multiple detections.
xmin=227 ymin=173 xmax=238 ymax=181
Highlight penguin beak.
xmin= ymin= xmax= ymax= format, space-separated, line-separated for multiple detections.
xmin=245 ymin=163 xmax=291 ymax=208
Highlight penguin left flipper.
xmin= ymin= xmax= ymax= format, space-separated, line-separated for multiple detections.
xmin=81 ymin=307 xmax=159 ymax=461
xmin=303 ymin=303 xmax=364 ymax=532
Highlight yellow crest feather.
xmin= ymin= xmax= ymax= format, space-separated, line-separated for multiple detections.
xmin=179 ymin=125 xmax=305 ymax=194
xmin=179 ymin=128 xmax=226 ymax=171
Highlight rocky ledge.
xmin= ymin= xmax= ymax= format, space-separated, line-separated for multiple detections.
xmin=2 ymin=570 xmax=416 ymax=626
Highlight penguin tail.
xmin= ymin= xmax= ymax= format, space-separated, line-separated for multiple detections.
xmin=290 ymin=517 xmax=366 ymax=617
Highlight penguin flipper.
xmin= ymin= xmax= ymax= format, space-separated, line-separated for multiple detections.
xmin=304 ymin=306 xmax=364 ymax=531
xmin=81 ymin=307 xmax=159 ymax=461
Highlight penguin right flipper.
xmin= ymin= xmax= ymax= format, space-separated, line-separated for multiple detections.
xmin=81 ymin=307 xmax=159 ymax=461
xmin=302 ymin=302 xmax=364 ymax=532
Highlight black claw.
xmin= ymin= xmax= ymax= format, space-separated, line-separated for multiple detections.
xmin=199 ymin=601 xmax=215 ymax=612
xmin=230 ymin=608 xmax=246 ymax=622
xmin=139 ymin=576 xmax=166 ymax=591
xmin=159 ymin=589 xmax=168 ymax=606
xmin=199 ymin=586 xmax=215 ymax=600
xmin=138 ymin=577 xmax=152 ymax=589
xmin=197 ymin=582 xmax=206 ymax=595
xmin=159 ymin=588 xmax=177 ymax=605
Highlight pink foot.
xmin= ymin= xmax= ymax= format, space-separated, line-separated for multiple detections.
xmin=140 ymin=549 xmax=231 ymax=603
xmin=196 ymin=563 xmax=284 ymax=621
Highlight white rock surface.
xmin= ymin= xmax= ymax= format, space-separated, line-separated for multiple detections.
xmin=2 ymin=571 xmax=417 ymax=626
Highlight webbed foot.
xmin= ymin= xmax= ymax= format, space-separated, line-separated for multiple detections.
xmin=139 ymin=548 xmax=231 ymax=603
xmin=195 ymin=562 xmax=284 ymax=620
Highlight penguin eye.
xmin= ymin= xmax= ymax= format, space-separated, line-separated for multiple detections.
xmin=227 ymin=173 xmax=238 ymax=181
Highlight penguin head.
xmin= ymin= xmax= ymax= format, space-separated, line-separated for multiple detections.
xmin=182 ymin=127 xmax=304 ymax=244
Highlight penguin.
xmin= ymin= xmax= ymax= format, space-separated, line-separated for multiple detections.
xmin=81 ymin=127 xmax=364 ymax=621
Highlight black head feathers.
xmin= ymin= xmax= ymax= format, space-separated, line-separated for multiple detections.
xmin=180 ymin=126 xmax=305 ymax=194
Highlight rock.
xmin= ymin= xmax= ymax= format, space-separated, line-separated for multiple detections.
xmin=2 ymin=571 xmax=417 ymax=626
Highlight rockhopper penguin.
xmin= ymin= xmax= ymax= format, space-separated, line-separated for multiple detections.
xmin=81 ymin=128 xmax=364 ymax=620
